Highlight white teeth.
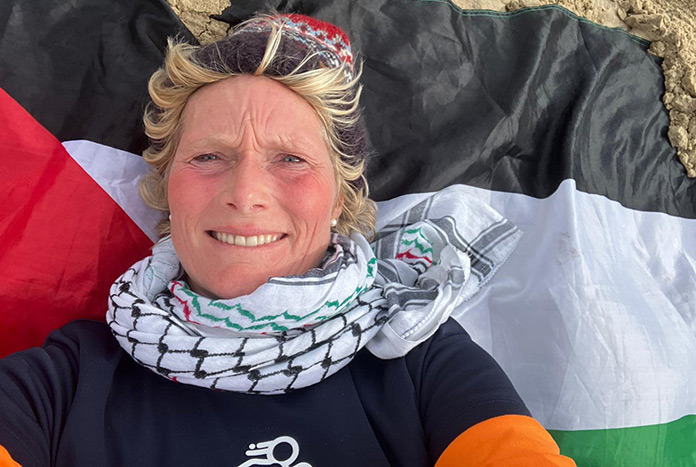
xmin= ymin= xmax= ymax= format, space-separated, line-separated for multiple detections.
xmin=212 ymin=232 xmax=281 ymax=247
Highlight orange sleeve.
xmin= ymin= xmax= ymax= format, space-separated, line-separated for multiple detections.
xmin=435 ymin=414 xmax=576 ymax=467
xmin=0 ymin=445 xmax=21 ymax=467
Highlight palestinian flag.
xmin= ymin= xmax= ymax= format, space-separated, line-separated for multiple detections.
xmin=1 ymin=0 xmax=694 ymax=464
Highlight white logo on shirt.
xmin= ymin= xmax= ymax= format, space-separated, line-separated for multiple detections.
xmin=237 ymin=435 xmax=312 ymax=467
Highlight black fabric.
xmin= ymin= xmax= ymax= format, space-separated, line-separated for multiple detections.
xmin=2 ymin=0 xmax=692 ymax=218
xmin=0 ymin=0 xmax=195 ymax=157
xmin=217 ymin=1 xmax=695 ymax=219
xmin=0 ymin=319 xmax=529 ymax=467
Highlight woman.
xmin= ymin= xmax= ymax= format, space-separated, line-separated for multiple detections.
xmin=0 ymin=13 xmax=574 ymax=466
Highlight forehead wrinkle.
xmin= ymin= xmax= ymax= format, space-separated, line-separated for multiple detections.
xmin=179 ymin=99 xmax=254 ymax=151
xmin=238 ymin=102 xmax=326 ymax=157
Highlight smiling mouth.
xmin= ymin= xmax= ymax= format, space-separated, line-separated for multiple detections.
xmin=209 ymin=231 xmax=284 ymax=247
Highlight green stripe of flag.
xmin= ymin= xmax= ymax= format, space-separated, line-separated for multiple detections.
xmin=549 ymin=415 xmax=696 ymax=466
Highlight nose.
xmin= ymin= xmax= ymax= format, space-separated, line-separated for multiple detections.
xmin=220 ymin=155 xmax=271 ymax=213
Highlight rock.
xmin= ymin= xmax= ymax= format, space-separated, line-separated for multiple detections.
xmin=624 ymin=13 xmax=669 ymax=41
xmin=672 ymin=95 xmax=696 ymax=113
xmin=668 ymin=125 xmax=689 ymax=148
xmin=683 ymin=71 xmax=696 ymax=97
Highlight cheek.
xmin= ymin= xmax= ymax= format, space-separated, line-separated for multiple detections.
xmin=283 ymin=175 xmax=337 ymax=227
xmin=167 ymin=171 xmax=210 ymax=218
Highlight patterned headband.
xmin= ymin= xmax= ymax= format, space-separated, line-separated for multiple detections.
xmin=246 ymin=14 xmax=354 ymax=75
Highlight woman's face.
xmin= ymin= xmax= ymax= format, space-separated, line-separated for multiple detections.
xmin=168 ymin=75 xmax=342 ymax=299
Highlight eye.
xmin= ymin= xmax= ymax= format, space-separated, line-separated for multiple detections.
xmin=281 ymin=154 xmax=304 ymax=163
xmin=191 ymin=153 xmax=219 ymax=163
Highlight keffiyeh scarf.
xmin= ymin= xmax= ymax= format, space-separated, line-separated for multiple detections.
xmin=108 ymin=186 xmax=521 ymax=394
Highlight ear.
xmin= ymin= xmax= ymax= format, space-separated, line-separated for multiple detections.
xmin=331 ymin=192 xmax=344 ymax=221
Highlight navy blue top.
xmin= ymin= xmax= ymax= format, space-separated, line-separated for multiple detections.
xmin=0 ymin=319 xmax=529 ymax=466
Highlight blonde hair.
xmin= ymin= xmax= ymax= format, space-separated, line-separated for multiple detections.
xmin=140 ymin=15 xmax=376 ymax=239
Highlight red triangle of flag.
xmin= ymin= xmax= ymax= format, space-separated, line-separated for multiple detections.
xmin=0 ymin=89 xmax=153 ymax=356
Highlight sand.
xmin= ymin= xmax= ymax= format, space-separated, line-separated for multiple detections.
xmin=166 ymin=0 xmax=696 ymax=177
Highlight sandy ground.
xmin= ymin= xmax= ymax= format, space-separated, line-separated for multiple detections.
xmin=166 ymin=0 xmax=696 ymax=177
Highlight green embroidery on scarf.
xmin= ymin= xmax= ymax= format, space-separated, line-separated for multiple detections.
xmin=175 ymin=258 xmax=377 ymax=332
xmin=366 ymin=257 xmax=376 ymax=278
xmin=401 ymin=228 xmax=434 ymax=254
xmin=177 ymin=287 xmax=287 ymax=331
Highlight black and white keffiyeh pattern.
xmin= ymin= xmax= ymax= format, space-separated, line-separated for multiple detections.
xmin=107 ymin=186 xmax=521 ymax=394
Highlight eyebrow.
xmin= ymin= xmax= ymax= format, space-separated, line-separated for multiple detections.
xmin=277 ymin=134 xmax=321 ymax=153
